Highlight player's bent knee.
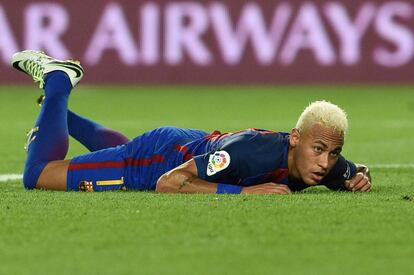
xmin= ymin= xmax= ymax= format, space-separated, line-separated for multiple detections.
xmin=23 ymin=162 xmax=48 ymax=190
xmin=23 ymin=160 xmax=70 ymax=191
xmin=36 ymin=160 xmax=70 ymax=191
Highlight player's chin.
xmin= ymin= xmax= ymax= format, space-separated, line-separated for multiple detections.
xmin=304 ymin=174 xmax=321 ymax=186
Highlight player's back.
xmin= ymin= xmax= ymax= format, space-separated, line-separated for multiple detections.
xmin=124 ymin=126 xmax=288 ymax=190
xmin=184 ymin=128 xmax=287 ymax=157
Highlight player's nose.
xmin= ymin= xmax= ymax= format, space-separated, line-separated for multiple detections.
xmin=318 ymin=153 xmax=329 ymax=170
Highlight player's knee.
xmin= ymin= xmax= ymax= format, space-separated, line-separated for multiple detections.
xmin=23 ymin=162 xmax=48 ymax=190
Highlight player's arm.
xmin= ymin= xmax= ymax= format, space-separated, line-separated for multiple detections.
xmin=322 ymin=157 xmax=372 ymax=192
xmin=155 ymin=159 xmax=291 ymax=194
xmin=344 ymin=164 xmax=372 ymax=192
xmin=155 ymin=160 xmax=216 ymax=193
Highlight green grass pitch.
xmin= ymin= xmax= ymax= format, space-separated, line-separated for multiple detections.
xmin=0 ymin=85 xmax=413 ymax=275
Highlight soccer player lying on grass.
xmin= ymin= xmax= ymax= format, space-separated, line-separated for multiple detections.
xmin=12 ymin=50 xmax=371 ymax=194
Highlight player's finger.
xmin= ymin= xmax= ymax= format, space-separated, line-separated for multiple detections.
xmin=273 ymin=187 xmax=291 ymax=194
xmin=347 ymin=172 xmax=364 ymax=189
xmin=352 ymin=176 xmax=369 ymax=191
xmin=359 ymin=166 xmax=372 ymax=180
xmin=274 ymin=183 xmax=290 ymax=190
xmin=265 ymin=183 xmax=291 ymax=194
xmin=365 ymin=168 xmax=372 ymax=182
xmin=274 ymin=184 xmax=292 ymax=194
xmin=345 ymin=176 xmax=360 ymax=190
xmin=359 ymin=181 xmax=372 ymax=192
xmin=344 ymin=179 xmax=352 ymax=189
xmin=277 ymin=187 xmax=292 ymax=194
xmin=265 ymin=185 xmax=290 ymax=194
xmin=345 ymin=178 xmax=357 ymax=190
xmin=359 ymin=165 xmax=368 ymax=174
xmin=352 ymin=177 xmax=367 ymax=191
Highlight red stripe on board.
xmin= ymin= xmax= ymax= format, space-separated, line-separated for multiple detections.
xmin=68 ymin=155 xmax=165 ymax=170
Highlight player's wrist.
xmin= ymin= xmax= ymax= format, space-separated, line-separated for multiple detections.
xmin=216 ymin=183 xmax=243 ymax=194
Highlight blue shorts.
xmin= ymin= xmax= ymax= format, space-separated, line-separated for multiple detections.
xmin=66 ymin=127 xmax=208 ymax=192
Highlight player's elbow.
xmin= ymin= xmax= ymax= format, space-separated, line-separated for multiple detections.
xmin=155 ymin=171 xmax=184 ymax=193
xmin=155 ymin=174 xmax=174 ymax=193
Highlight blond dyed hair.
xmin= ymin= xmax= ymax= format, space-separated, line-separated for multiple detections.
xmin=296 ymin=101 xmax=348 ymax=135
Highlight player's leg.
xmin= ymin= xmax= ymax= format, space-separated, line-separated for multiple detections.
xmin=14 ymin=51 xmax=130 ymax=192
xmin=24 ymin=71 xmax=73 ymax=190
xmin=68 ymin=110 xmax=130 ymax=151
xmin=12 ymin=50 xmax=83 ymax=190
xmin=38 ymin=95 xmax=130 ymax=151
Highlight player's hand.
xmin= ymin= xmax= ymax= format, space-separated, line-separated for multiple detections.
xmin=241 ymin=183 xmax=292 ymax=195
xmin=357 ymin=164 xmax=371 ymax=182
xmin=344 ymin=164 xmax=372 ymax=192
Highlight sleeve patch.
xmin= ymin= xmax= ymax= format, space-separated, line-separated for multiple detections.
xmin=343 ymin=163 xmax=351 ymax=179
xmin=207 ymin=151 xmax=231 ymax=176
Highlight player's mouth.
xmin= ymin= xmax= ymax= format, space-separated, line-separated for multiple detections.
xmin=311 ymin=172 xmax=325 ymax=182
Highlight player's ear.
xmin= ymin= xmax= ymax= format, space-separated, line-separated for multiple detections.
xmin=290 ymin=128 xmax=300 ymax=147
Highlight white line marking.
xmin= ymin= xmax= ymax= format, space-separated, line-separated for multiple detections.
xmin=0 ymin=164 xmax=413 ymax=182
xmin=369 ymin=164 xmax=414 ymax=169
xmin=0 ymin=174 xmax=23 ymax=182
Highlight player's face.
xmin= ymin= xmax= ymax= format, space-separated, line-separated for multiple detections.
xmin=289 ymin=123 xmax=344 ymax=185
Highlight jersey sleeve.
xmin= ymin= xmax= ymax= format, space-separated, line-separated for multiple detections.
xmin=193 ymin=138 xmax=246 ymax=184
xmin=321 ymin=155 xmax=357 ymax=191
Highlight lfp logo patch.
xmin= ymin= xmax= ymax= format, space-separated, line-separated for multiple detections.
xmin=207 ymin=151 xmax=230 ymax=176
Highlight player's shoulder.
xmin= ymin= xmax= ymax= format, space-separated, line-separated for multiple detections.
xmin=223 ymin=129 xmax=289 ymax=154
xmin=232 ymin=128 xmax=289 ymax=143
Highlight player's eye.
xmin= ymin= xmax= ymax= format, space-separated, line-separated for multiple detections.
xmin=330 ymin=151 xmax=341 ymax=157
xmin=313 ymin=146 xmax=323 ymax=153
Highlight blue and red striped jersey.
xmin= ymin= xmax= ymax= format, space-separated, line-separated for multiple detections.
xmin=123 ymin=127 xmax=356 ymax=191
xmin=188 ymin=128 xmax=356 ymax=191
